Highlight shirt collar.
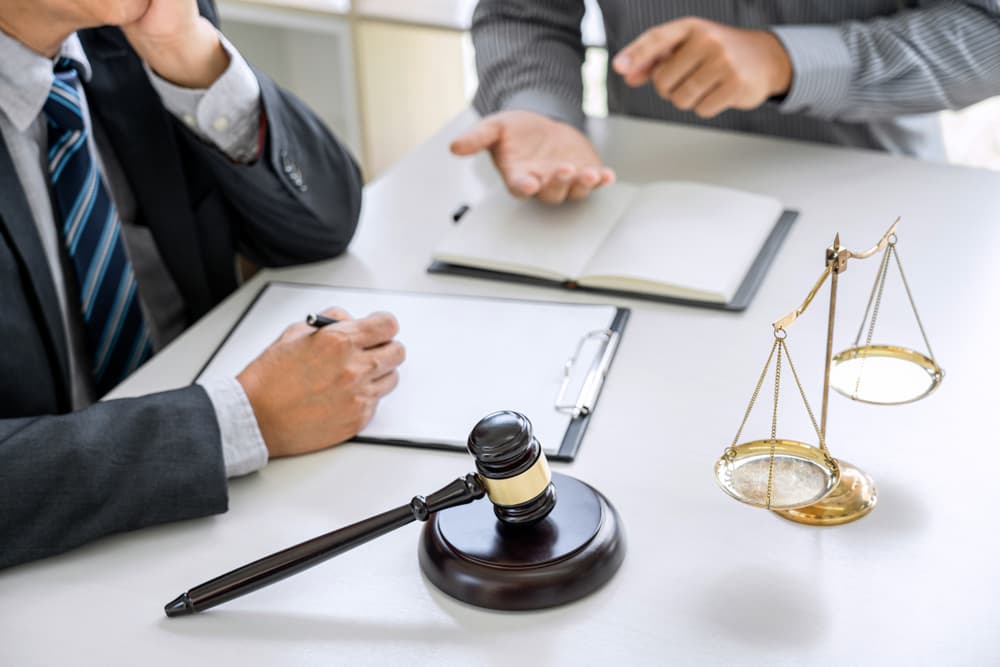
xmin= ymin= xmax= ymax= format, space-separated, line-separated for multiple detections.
xmin=0 ymin=31 xmax=93 ymax=133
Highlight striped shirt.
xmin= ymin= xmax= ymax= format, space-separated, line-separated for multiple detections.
xmin=471 ymin=0 xmax=1000 ymax=159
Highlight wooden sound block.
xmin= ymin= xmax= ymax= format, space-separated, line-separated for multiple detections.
xmin=418 ymin=472 xmax=625 ymax=610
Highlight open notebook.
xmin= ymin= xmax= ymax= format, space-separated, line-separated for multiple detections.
xmin=197 ymin=282 xmax=629 ymax=461
xmin=430 ymin=181 xmax=796 ymax=310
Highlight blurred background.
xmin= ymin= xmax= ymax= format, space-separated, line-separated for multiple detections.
xmin=219 ymin=0 xmax=1000 ymax=180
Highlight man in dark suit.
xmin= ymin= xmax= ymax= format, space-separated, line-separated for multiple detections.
xmin=0 ymin=0 xmax=405 ymax=568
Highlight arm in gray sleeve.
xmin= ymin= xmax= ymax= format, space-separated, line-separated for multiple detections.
xmin=0 ymin=386 xmax=228 ymax=569
xmin=471 ymin=0 xmax=588 ymax=129
xmin=772 ymin=0 xmax=1000 ymax=121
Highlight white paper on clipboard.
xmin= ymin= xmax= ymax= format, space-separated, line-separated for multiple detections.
xmin=197 ymin=282 xmax=624 ymax=457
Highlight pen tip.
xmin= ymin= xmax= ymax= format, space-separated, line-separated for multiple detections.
xmin=164 ymin=593 xmax=194 ymax=617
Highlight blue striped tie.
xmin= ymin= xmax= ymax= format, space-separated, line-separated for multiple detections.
xmin=45 ymin=58 xmax=152 ymax=395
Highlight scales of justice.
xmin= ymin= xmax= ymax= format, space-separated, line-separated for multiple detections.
xmin=715 ymin=220 xmax=943 ymax=525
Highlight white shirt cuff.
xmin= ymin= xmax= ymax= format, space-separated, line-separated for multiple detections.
xmin=144 ymin=31 xmax=263 ymax=162
xmin=199 ymin=376 xmax=269 ymax=478
xmin=770 ymin=25 xmax=853 ymax=120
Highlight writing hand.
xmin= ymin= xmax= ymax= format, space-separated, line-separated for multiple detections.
xmin=121 ymin=0 xmax=230 ymax=89
xmin=237 ymin=308 xmax=406 ymax=458
xmin=450 ymin=110 xmax=615 ymax=205
xmin=613 ymin=18 xmax=792 ymax=119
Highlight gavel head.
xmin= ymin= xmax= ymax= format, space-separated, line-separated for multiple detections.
xmin=467 ymin=411 xmax=557 ymax=526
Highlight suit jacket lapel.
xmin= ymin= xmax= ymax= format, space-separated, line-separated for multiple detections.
xmin=78 ymin=27 xmax=214 ymax=318
xmin=0 ymin=138 xmax=71 ymax=400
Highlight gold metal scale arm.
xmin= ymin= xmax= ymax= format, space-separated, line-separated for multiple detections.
xmin=772 ymin=219 xmax=900 ymax=334
xmin=769 ymin=219 xmax=900 ymax=439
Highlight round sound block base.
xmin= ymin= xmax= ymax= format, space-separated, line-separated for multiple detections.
xmin=419 ymin=472 xmax=625 ymax=610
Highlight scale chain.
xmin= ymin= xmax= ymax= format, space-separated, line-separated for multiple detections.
xmin=728 ymin=337 xmax=779 ymax=451
xmin=781 ymin=338 xmax=833 ymax=473
xmin=853 ymin=246 xmax=892 ymax=348
xmin=892 ymin=244 xmax=937 ymax=362
xmin=851 ymin=242 xmax=894 ymax=398
xmin=766 ymin=342 xmax=783 ymax=508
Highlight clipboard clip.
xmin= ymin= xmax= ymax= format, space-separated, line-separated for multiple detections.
xmin=555 ymin=329 xmax=620 ymax=418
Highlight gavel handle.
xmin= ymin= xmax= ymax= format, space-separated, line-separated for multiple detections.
xmin=164 ymin=473 xmax=485 ymax=617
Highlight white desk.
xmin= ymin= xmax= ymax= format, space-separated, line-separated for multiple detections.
xmin=3 ymin=112 xmax=999 ymax=666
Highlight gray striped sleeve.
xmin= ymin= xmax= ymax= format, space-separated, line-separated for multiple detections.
xmin=470 ymin=0 xmax=588 ymax=129
xmin=773 ymin=1 xmax=1000 ymax=120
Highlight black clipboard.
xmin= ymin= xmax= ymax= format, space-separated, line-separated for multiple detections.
xmin=197 ymin=282 xmax=630 ymax=462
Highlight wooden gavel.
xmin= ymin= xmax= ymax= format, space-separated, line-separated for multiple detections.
xmin=164 ymin=411 xmax=561 ymax=616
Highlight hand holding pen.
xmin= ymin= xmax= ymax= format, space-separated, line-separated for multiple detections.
xmin=235 ymin=307 xmax=406 ymax=458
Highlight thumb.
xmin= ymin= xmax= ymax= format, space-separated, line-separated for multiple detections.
xmin=450 ymin=119 xmax=502 ymax=156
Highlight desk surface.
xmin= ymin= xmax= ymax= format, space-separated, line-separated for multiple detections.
xmin=3 ymin=112 xmax=1000 ymax=666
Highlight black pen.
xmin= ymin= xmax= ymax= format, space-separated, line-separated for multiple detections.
xmin=452 ymin=203 xmax=470 ymax=223
xmin=305 ymin=313 xmax=339 ymax=328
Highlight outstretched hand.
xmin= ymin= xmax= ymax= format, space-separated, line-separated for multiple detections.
xmin=450 ymin=110 xmax=615 ymax=205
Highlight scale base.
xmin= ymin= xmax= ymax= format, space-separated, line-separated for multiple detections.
xmin=418 ymin=473 xmax=625 ymax=610
xmin=772 ymin=460 xmax=877 ymax=526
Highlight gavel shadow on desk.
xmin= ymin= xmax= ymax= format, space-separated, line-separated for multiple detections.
xmin=164 ymin=411 xmax=626 ymax=617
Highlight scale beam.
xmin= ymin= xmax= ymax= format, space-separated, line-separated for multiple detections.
xmin=771 ymin=219 xmax=900 ymax=333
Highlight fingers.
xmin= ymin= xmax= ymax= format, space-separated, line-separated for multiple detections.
xmin=537 ymin=165 xmax=575 ymax=205
xmin=278 ymin=305 xmax=355 ymax=343
xmin=289 ymin=309 xmax=399 ymax=360
xmin=450 ymin=119 xmax=502 ymax=156
xmin=506 ymin=172 xmax=542 ymax=198
xmin=648 ymin=39 xmax=706 ymax=100
xmin=360 ymin=340 xmax=406 ymax=383
xmin=567 ymin=167 xmax=601 ymax=201
xmin=319 ymin=306 xmax=353 ymax=322
xmin=278 ymin=321 xmax=315 ymax=343
xmin=613 ymin=19 xmax=696 ymax=85
xmin=693 ymin=78 xmax=742 ymax=118
xmin=532 ymin=164 xmax=617 ymax=204
xmin=668 ymin=59 xmax=729 ymax=111
xmin=331 ymin=311 xmax=399 ymax=350
xmin=368 ymin=369 xmax=401 ymax=399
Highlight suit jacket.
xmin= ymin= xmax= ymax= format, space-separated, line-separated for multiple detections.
xmin=0 ymin=1 xmax=362 ymax=568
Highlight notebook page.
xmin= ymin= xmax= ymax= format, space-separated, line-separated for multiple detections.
xmin=432 ymin=184 xmax=638 ymax=281
xmin=579 ymin=182 xmax=782 ymax=302
xmin=198 ymin=283 xmax=619 ymax=454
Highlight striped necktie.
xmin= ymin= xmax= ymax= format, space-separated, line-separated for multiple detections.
xmin=44 ymin=57 xmax=152 ymax=395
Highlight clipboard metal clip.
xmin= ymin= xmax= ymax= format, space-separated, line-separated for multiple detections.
xmin=555 ymin=329 xmax=620 ymax=419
